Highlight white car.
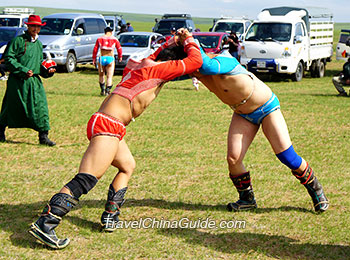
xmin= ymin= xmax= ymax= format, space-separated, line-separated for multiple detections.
xmin=115 ymin=32 xmax=163 ymax=71
xmin=336 ymin=29 xmax=350 ymax=61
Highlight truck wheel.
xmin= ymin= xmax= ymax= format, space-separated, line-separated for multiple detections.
xmin=315 ymin=62 xmax=325 ymax=78
xmin=292 ymin=61 xmax=303 ymax=82
xmin=65 ymin=52 xmax=77 ymax=73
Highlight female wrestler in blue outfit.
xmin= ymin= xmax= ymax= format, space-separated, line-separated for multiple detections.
xmin=192 ymin=46 xmax=329 ymax=212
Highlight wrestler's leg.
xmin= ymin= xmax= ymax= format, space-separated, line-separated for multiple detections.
xmin=105 ymin=61 xmax=115 ymax=95
xmin=227 ymin=113 xmax=259 ymax=211
xmin=98 ymin=63 xmax=106 ymax=95
xmin=262 ymin=110 xmax=328 ymax=212
xmin=29 ymin=136 xmax=120 ymax=248
xmin=227 ymin=113 xmax=259 ymax=175
xmin=101 ymin=139 xmax=136 ymax=231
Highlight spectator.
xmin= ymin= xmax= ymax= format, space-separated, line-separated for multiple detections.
xmin=227 ymin=31 xmax=240 ymax=60
xmin=0 ymin=15 xmax=56 ymax=146
xmin=332 ymin=57 xmax=350 ymax=96
xmin=126 ymin=22 xmax=134 ymax=32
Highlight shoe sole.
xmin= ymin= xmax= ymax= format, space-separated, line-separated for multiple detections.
xmin=227 ymin=203 xmax=257 ymax=212
xmin=28 ymin=223 xmax=69 ymax=249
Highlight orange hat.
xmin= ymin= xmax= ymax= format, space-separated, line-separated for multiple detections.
xmin=25 ymin=15 xmax=46 ymax=26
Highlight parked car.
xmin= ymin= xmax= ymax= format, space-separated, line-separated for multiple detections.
xmin=102 ymin=14 xmax=126 ymax=36
xmin=0 ymin=27 xmax=26 ymax=59
xmin=193 ymin=32 xmax=229 ymax=54
xmin=336 ymin=29 xmax=350 ymax=61
xmin=115 ymin=31 xmax=162 ymax=71
xmin=39 ymin=13 xmax=107 ymax=72
xmin=0 ymin=7 xmax=34 ymax=27
xmin=153 ymin=14 xmax=196 ymax=36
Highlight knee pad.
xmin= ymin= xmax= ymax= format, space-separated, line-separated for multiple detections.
xmin=276 ymin=145 xmax=302 ymax=170
xmin=65 ymin=173 xmax=98 ymax=199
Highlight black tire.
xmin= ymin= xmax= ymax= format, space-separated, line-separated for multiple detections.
xmin=65 ymin=52 xmax=77 ymax=73
xmin=292 ymin=61 xmax=304 ymax=82
xmin=310 ymin=61 xmax=317 ymax=78
xmin=315 ymin=61 xmax=325 ymax=78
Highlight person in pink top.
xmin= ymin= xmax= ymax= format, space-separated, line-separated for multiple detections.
xmin=93 ymin=27 xmax=123 ymax=95
xmin=29 ymin=28 xmax=202 ymax=249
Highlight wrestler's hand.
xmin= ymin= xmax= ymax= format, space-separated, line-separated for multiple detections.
xmin=177 ymin=28 xmax=192 ymax=45
xmin=48 ymin=68 xmax=56 ymax=74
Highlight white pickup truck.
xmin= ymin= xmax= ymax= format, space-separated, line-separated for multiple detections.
xmin=240 ymin=7 xmax=333 ymax=81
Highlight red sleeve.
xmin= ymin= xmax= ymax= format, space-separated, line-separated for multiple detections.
xmin=147 ymin=37 xmax=177 ymax=61
xmin=115 ymin=39 xmax=122 ymax=58
xmin=92 ymin=38 xmax=100 ymax=62
xmin=148 ymin=37 xmax=203 ymax=81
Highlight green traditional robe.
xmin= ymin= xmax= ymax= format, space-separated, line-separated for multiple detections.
xmin=0 ymin=31 xmax=53 ymax=131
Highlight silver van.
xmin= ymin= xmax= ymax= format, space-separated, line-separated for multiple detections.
xmin=39 ymin=13 xmax=107 ymax=72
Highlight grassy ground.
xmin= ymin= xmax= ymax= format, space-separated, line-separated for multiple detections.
xmin=0 ymin=6 xmax=350 ymax=260
xmin=0 ymin=57 xmax=349 ymax=259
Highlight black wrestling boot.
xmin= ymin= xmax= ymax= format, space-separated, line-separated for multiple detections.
xmin=0 ymin=124 xmax=5 ymax=142
xmin=101 ymin=185 xmax=127 ymax=232
xmin=29 ymin=193 xmax=79 ymax=249
xmin=292 ymin=164 xmax=329 ymax=212
xmin=99 ymin=82 xmax=106 ymax=96
xmin=227 ymin=172 xmax=257 ymax=211
xmin=39 ymin=131 xmax=56 ymax=146
xmin=105 ymin=85 xmax=113 ymax=95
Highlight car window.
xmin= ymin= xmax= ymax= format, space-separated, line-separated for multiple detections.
xmin=154 ymin=20 xmax=187 ymax=34
xmin=73 ymin=19 xmax=86 ymax=35
xmin=106 ymin=19 xmax=114 ymax=29
xmin=339 ymin=33 xmax=350 ymax=43
xmin=245 ymin=23 xmax=291 ymax=42
xmin=97 ymin=19 xmax=106 ymax=33
xmin=40 ymin=18 xmax=74 ymax=35
xmin=214 ymin=22 xmax=244 ymax=34
xmin=85 ymin=18 xmax=104 ymax=34
xmin=193 ymin=35 xmax=220 ymax=49
xmin=0 ymin=17 xmax=21 ymax=27
xmin=119 ymin=34 xmax=149 ymax=47
xmin=295 ymin=23 xmax=304 ymax=37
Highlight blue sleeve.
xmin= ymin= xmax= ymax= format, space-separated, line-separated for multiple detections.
xmin=198 ymin=46 xmax=240 ymax=75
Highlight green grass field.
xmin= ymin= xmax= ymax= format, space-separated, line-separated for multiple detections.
xmin=0 ymin=6 xmax=350 ymax=260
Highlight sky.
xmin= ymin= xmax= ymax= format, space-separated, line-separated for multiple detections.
xmin=1 ymin=0 xmax=349 ymax=22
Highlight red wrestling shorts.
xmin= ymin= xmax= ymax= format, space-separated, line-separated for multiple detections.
xmin=87 ymin=112 xmax=126 ymax=141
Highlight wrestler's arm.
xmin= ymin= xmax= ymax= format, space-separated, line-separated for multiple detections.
xmin=147 ymin=36 xmax=177 ymax=61
xmin=92 ymin=38 xmax=100 ymax=65
xmin=197 ymin=45 xmax=239 ymax=75
xmin=152 ymin=37 xmax=203 ymax=81
xmin=115 ymin=38 xmax=123 ymax=62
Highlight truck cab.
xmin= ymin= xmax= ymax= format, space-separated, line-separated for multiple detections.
xmin=240 ymin=7 xmax=333 ymax=81
xmin=210 ymin=16 xmax=251 ymax=39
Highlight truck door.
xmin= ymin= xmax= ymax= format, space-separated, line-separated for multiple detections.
xmin=293 ymin=22 xmax=308 ymax=63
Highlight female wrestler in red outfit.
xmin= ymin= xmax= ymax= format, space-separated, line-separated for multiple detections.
xmin=29 ymin=29 xmax=202 ymax=249
xmin=92 ymin=27 xmax=123 ymax=95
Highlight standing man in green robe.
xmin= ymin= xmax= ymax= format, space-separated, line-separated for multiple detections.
xmin=0 ymin=15 xmax=56 ymax=146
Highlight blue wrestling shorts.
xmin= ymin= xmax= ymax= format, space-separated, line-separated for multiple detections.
xmin=99 ymin=56 xmax=115 ymax=66
xmin=237 ymin=93 xmax=280 ymax=124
